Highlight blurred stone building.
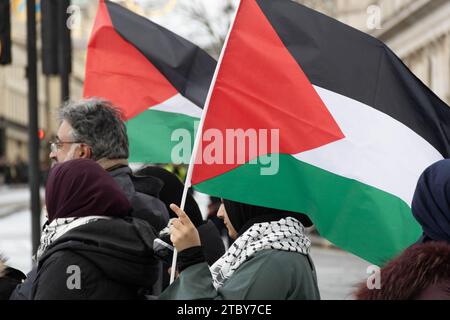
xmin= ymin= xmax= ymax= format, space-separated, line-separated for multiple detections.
xmin=336 ymin=0 xmax=450 ymax=104
xmin=0 ymin=0 xmax=449 ymax=168
xmin=0 ymin=0 xmax=96 ymax=168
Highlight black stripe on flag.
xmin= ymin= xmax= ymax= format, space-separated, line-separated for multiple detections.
xmin=257 ymin=0 xmax=450 ymax=158
xmin=105 ymin=0 xmax=216 ymax=108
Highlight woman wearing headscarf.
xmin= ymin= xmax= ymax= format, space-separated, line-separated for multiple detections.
xmin=411 ymin=160 xmax=450 ymax=244
xmin=13 ymin=159 xmax=160 ymax=300
xmin=159 ymin=199 xmax=320 ymax=300
xmin=355 ymin=160 xmax=450 ymax=300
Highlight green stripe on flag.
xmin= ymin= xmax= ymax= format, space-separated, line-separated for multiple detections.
xmin=127 ymin=109 xmax=198 ymax=163
xmin=194 ymin=154 xmax=422 ymax=266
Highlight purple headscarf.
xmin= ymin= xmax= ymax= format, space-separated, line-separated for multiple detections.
xmin=412 ymin=160 xmax=450 ymax=244
xmin=45 ymin=159 xmax=131 ymax=222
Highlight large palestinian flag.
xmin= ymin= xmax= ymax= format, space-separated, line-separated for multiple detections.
xmin=84 ymin=0 xmax=216 ymax=163
xmin=190 ymin=0 xmax=450 ymax=265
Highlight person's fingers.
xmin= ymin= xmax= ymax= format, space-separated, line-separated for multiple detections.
xmin=170 ymin=219 xmax=186 ymax=237
xmin=170 ymin=204 xmax=193 ymax=225
xmin=168 ymin=204 xmax=201 ymax=252
xmin=168 ymin=220 xmax=178 ymax=234
xmin=170 ymin=204 xmax=186 ymax=218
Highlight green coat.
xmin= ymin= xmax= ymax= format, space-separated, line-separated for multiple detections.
xmin=160 ymin=249 xmax=321 ymax=300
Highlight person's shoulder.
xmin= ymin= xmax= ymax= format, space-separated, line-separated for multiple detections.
xmin=34 ymin=250 xmax=98 ymax=300
xmin=39 ymin=248 xmax=92 ymax=271
xmin=222 ymin=250 xmax=319 ymax=299
xmin=130 ymin=192 xmax=169 ymax=232
xmin=247 ymin=250 xmax=316 ymax=281
xmin=252 ymin=249 xmax=311 ymax=265
xmin=236 ymin=250 xmax=313 ymax=278
xmin=37 ymin=248 xmax=107 ymax=289
xmin=109 ymin=165 xmax=169 ymax=231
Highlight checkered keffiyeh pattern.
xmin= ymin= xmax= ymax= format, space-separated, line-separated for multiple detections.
xmin=36 ymin=216 xmax=111 ymax=260
xmin=210 ymin=217 xmax=311 ymax=289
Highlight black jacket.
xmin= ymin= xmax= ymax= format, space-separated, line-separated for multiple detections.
xmin=26 ymin=217 xmax=158 ymax=300
xmin=109 ymin=166 xmax=169 ymax=232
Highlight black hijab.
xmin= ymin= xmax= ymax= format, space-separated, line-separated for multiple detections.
xmin=45 ymin=159 xmax=132 ymax=222
xmin=135 ymin=166 xmax=204 ymax=227
xmin=412 ymin=160 xmax=450 ymax=244
xmin=223 ymin=199 xmax=313 ymax=237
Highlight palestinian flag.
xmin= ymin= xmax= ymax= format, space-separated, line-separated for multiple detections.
xmin=190 ymin=0 xmax=450 ymax=265
xmin=84 ymin=0 xmax=216 ymax=163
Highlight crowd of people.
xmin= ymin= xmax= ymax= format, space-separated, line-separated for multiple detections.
xmin=0 ymin=98 xmax=449 ymax=300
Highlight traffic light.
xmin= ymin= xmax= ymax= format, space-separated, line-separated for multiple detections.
xmin=38 ymin=129 xmax=45 ymax=140
xmin=41 ymin=0 xmax=71 ymax=75
xmin=0 ymin=0 xmax=12 ymax=65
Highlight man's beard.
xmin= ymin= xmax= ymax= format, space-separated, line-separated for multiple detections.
xmin=50 ymin=158 xmax=58 ymax=168
xmin=50 ymin=144 xmax=79 ymax=168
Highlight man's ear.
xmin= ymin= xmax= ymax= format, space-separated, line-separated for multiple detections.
xmin=79 ymin=145 xmax=92 ymax=159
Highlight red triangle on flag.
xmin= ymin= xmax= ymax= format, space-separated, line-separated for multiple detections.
xmin=83 ymin=1 xmax=177 ymax=120
xmin=192 ymin=0 xmax=345 ymax=185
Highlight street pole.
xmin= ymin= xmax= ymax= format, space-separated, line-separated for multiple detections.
xmin=58 ymin=0 xmax=71 ymax=102
xmin=26 ymin=0 xmax=41 ymax=258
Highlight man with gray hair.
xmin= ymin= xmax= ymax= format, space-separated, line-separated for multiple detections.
xmin=9 ymin=98 xmax=169 ymax=300
xmin=49 ymin=98 xmax=169 ymax=232
xmin=49 ymin=98 xmax=129 ymax=168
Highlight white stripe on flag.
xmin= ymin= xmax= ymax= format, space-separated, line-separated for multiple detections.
xmin=295 ymin=85 xmax=443 ymax=206
xmin=149 ymin=93 xmax=202 ymax=119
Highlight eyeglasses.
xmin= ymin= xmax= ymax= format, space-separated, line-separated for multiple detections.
xmin=49 ymin=140 xmax=82 ymax=153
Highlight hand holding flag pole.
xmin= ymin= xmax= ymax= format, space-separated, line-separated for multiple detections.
xmin=169 ymin=0 xmax=242 ymax=284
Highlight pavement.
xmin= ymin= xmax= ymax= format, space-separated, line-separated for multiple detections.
xmin=0 ymin=185 xmax=31 ymax=218
xmin=0 ymin=186 xmax=38 ymax=274
xmin=310 ymin=246 xmax=371 ymax=300
xmin=0 ymin=185 xmax=46 ymax=220
xmin=0 ymin=209 xmax=33 ymax=274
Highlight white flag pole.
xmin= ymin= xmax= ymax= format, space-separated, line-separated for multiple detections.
xmin=170 ymin=0 xmax=242 ymax=284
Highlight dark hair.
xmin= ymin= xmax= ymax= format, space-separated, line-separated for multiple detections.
xmin=59 ymin=98 xmax=129 ymax=160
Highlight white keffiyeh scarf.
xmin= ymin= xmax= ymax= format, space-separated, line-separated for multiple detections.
xmin=36 ymin=216 xmax=111 ymax=260
xmin=210 ymin=217 xmax=311 ymax=289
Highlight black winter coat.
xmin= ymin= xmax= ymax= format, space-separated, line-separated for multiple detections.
xmin=109 ymin=166 xmax=169 ymax=232
xmin=22 ymin=217 xmax=158 ymax=300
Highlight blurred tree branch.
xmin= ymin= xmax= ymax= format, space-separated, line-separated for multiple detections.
xmin=177 ymin=0 xmax=235 ymax=58
xmin=177 ymin=0 xmax=374 ymax=58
